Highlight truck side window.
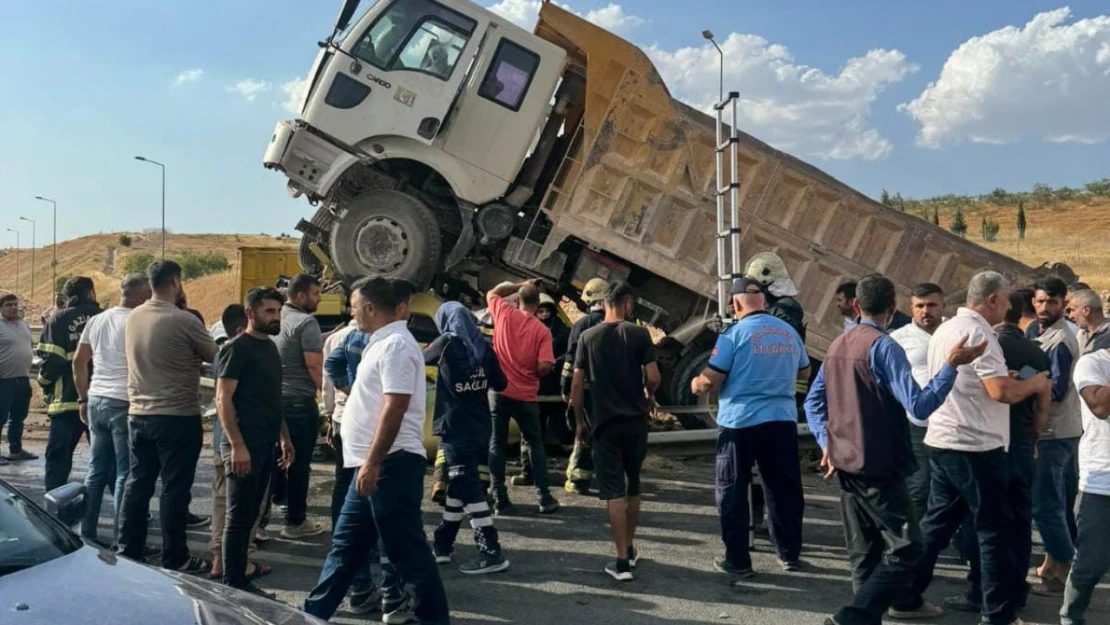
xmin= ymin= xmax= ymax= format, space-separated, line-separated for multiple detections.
xmin=351 ymin=0 xmax=475 ymax=80
xmin=478 ymin=39 xmax=540 ymax=111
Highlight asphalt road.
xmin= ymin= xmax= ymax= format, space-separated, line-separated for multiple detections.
xmin=1 ymin=431 xmax=1103 ymax=625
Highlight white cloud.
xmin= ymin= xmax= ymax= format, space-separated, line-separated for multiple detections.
xmin=486 ymin=1 xmax=643 ymax=35
xmin=902 ymin=8 xmax=1110 ymax=147
xmin=647 ymin=38 xmax=917 ymax=161
xmin=172 ymin=68 xmax=203 ymax=87
xmin=227 ymin=79 xmax=272 ymax=102
xmin=281 ymin=76 xmax=310 ymax=114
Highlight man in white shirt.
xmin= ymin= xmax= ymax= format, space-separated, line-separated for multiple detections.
xmin=894 ymin=271 xmax=1049 ymax=625
xmin=889 ymin=282 xmax=946 ymax=523
xmin=73 ymin=274 xmax=151 ymax=545
xmin=303 ymin=278 xmax=448 ymax=625
xmin=836 ymin=281 xmax=858 ymax=333
xmin=1060 ymin=347 xmax=1110 ymax=625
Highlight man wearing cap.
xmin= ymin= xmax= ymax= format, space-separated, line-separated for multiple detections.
xmin=560 ymin=278 xmax=609 ymax=495
xmin=691 ymin=277 xmax=810 ymax=577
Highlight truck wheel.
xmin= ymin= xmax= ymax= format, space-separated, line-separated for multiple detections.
xmin=669 ymin=348 xmax=717 ymax=430
xmin=329 ymin=189 xmax=442 ymax=289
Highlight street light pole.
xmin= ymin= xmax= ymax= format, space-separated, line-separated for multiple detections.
xmin=33 ymin=196 xmax=57 ymax=297
xmin=5 ymin=228 xmax=19 ymax=294
xmin=19 ymin=216 xmax=35 ymax=303
xmin=134 ymin=156 xmax=166 ymax=258
xmin=702 ymin=30 xmax=724 ymax=105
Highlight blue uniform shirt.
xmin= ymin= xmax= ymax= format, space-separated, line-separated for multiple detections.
xmin=708 ymin=311 xmax=809 ymax=430
xmin=324 ymin=329 xmax=370 ymax=389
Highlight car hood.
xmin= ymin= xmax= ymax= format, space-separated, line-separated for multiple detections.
xmin=0 ymin=545 xmax=323 ymax=625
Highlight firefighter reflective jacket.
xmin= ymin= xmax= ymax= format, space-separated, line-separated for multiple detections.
xmin=36 ymin=299 xmax=101 ymax=415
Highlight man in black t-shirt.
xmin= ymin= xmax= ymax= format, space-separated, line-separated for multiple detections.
xmin=570 ymin=281 xmax=661 ymax=582
xmin=215 ymin=288 xmax=295 ymax=596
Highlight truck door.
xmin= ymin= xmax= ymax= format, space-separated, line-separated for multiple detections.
xmin=439 ymin=31 xmax=566 ymax=184
xmin=303 ymin=0 xmax=487 ymax=147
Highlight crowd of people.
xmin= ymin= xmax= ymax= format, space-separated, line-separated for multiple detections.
xmin=1 ymin=257 xmax=1110 ymax=625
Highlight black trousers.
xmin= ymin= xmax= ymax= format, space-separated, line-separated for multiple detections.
xmin=44 ymin=411 xmax=85 ymax=491
xmin=899 ymin=447 xmax=1015 ymax=625
xmin=221 ymin=442 xmax=274 ymax=588
xmin=715 ymin=421 xmax=804 ymax=569
xmin=0 ymin=376 xmax=31 ymax=455
xmin=282 ymin=397 xmax=319 ymax=526
xmin=119 ymin=415 xmax=203 ymax=569
xmin=834 ymin=473 xmax=922 ymax=625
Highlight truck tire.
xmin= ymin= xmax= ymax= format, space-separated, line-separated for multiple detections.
xmin=668 ymin=348 xmax=717 ymax=430
xmin=329 ymin=189 xmax=442 ymax=290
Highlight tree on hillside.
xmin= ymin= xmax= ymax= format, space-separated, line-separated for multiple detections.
xmin=1085 ymin=178 xmax=1110 ymax=197
xmin=880 ymin=189 xmax=892 ymax=207
xmin=950 ymin=207 xmax=967 ymax=238
xmin=986 ymin=187 xmax=1010 ymax=205
xmin=124 ymin=252 xmax=156 ymax=276
xmin=118 ymin=234 xmax=132 ymax=247
xmin=982 ymin=217 xmax=1000 ymax=242
xmin=894 ymin=192 xmax=906 ymax=211
xmin=1031 ymin=183 xmax=1054 ymax=206
xmin=932 ymin=208 xmax=940 ymax=226
xmin=1017 ymin=201 xmax=1027 ymax=240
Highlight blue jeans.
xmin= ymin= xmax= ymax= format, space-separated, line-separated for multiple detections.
xmin=81 ymin=396 xmax=130 ymax=544
xmin=282 ymin=397 xmax=319 ymax=526
xmin=1033 ymin=437 xmax=1079 ymax=562
xmin=302 ymin=452 xmax=448 ymax=624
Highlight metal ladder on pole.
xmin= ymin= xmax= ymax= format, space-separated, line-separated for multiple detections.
xmin=715 ymin=90 xmax=757 ymax=551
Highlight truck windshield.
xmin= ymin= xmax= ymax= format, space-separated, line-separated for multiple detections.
xmin=350 ymin=0 xmax=476 ymax=80
xmin=335 ymin=0 xmax=383 ymax=45
xmin=0 ymin=481 xmax=82 ymax=577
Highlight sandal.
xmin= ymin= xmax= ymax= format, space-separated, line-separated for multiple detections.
xmin=1031 ymin=577 xmax=1066 ymax=597
xmin=245 ymin=561 xmax=272 ymax=582
xmin=174 ymin=556 xmax=213 ymax=575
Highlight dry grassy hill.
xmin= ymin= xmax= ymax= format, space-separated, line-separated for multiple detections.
xmin=0 ymin=232 xmax=296 ymax=323
xmin=923 ymin=197 xmax=1110 ymax=292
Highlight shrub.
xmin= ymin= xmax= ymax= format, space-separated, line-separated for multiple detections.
xmin=123 ymin=251 xmax=156 ymax=276
xmin=950 ymin=207 xmax=967 ymax=237
xmin=175 ymin=251 xmax=230 ymax=280
xmin=982 ymin=218 xmax=1001 ymax=242
xmin=117 ymin=234 xmax=132 ymax=247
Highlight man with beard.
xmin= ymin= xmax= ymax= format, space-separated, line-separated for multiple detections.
xmin=890 ymin=282 xmax=946 ymax=523
xmin=1030 ymin=277 xmax=1083 ymax=595
xmin=273 ymin=273 xmax=327 ymax=539
xmin=37 ymin=276 xmax=101 ymax=490
xmin=215 ymin=288 xmax=295 ymax=596
xmin=1069 ymin=289 xmax=1110 ymax=355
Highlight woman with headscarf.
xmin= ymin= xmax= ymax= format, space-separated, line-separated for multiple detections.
xmin=423 ymin=301 xmax=510 ymax=574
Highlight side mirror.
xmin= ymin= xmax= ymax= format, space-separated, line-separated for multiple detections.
xmin=45 ymin=483 xmax=88 ymax=529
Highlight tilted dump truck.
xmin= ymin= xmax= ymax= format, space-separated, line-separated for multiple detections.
xmin=263 ymin=0 xmax=1060 ymax=424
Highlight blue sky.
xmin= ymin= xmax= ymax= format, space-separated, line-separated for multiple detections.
xmin=1 ymin=0 xmax=1108 ymax=243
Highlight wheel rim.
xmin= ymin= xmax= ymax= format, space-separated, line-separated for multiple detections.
xmin=355 ymin=215 xmax=411 ymax=272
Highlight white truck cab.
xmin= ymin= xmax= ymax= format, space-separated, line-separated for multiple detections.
xmin=265 ymin=0 xmax=566 ymax=207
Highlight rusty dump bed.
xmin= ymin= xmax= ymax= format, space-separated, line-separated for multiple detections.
xmin=532 ymin=3 xmax=1037 ymax=358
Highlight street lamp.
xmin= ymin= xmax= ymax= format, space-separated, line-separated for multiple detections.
xmin=19 ymin=216 xmax=35 ymax=302
xmin=134 ymin=156 xmax=166 ymax=258
xmin=33 ymin=196 xmax=57 ymax=297
xmin=5 ymin=228 xmax=19 ymax=295
xmin=702 ymin=30 xmax=723 ymax=105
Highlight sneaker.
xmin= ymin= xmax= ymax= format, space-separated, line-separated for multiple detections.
xmin=627 ymin=545 xmax=639 ymax=568
xmin=510 ymin=474 xmax=534 ymax=487
xmin=713 ymin=556 xmax=754 ymax=579
xmin=347 ymin=586 xmax=381 ymax=615
xmin=778 ymin=558 xmax=802 ymax=572
xmin=6 ymin=450 xmax=37 ymax=461
xmin=242 ymin=582 xmax=276 ymax=600
xmin=382 ymin=596 xmax=418 ymax=624
xmin=280 ymin=520 xmax=326 ymax=539
xmin=605 ymin=559 xmax=633 ymax=581
xmin=942 ymin=595 xmax=978 ymax=613
xmin=460 ymin=555 xmax=510 ymax=575
xmin=888 ymin=601 xmax=943 ymax=619
xmin=253 ymin=529 xmax=271 ymax=545
xmin=0 ymin=456 xmax=8 ymax=466
xmin=140 ymin=544 xmax=162 ymax=563
xmin=434 ymin=549 xmax=452 ymax=565
xmin=186 ymin=513 xmax=211 ymax=529
xmin=538 ymin=494 xmax=560 ymax=514
xmin=565 ymin=481 xmax=591 ymax=495
xmin=492 ymin=496 xmax=513 ymax=516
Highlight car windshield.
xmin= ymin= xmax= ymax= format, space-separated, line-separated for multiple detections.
xmin=0 ymin=481 xmax=81 ymax=577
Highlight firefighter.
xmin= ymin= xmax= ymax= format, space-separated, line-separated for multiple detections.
xmin=38 ymin=277 xmax=102 ymax=491
xmin=559 ymin=278 xmax=610 ymax=495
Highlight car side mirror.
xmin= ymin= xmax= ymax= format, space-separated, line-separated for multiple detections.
xmin=45 ymin=483 xmax=88 ymax=529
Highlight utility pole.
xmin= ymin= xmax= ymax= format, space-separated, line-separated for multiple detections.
xmin=19 ymin=216 xmax=35 ymax=302
xmin=33 ymin=196 xmax=56 ymax=297
xmin=5 ymin=228 xmax=19 ymax=294
xmin=702 ymin=30 xmax=724 ymax=106
xmin=134 ymin=156 xmax=166 ymax=258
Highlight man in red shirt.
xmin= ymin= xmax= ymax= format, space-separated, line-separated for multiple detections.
xmin=487 ymin=280 xmax=559 ymax=515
